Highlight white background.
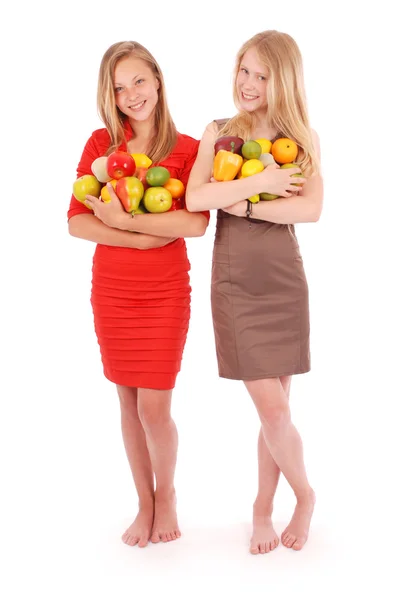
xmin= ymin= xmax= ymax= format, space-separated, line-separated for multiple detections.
xmin=1 ymin=0 xmax=400 ymax=598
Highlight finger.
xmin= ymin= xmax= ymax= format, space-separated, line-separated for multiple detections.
xmin=266 ymin=163 xmax=280 ymax=170
xmin=210 ymin=177 xmax=216 ymax=182
xmin=288 ymin=185 xmax=302 ymax=193
xmin=286 ymin=168 xmax=302 ymax=175
xmin=106 ymin=182 xmax=120 ymax=203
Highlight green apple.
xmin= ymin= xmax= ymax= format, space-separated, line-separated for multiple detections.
xmin=280 ymin=163 xmax=303 ymax=186
xmin=143 ymin=187 xmax=172 ymax=213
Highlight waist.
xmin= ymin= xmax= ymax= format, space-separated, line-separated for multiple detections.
xmin=94 ymin=238 xmax=188 ymax=264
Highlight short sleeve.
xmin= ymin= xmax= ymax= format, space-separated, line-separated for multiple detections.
xmin=180 ymin=139 xmax=210 ymax=224
xmin=67 ymin=131 xmax=109 ymax=220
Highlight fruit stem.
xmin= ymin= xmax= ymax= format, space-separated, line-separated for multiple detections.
xmin=230 ymin=141 xmax=235 ymax=153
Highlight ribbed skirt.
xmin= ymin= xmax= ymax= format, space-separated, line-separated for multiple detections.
xmin=90 ymin=241 xmax=191 ymax=390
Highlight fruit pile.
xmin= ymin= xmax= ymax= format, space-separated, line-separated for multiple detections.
xmin=213 ymin=136 xmax=303 ymax=202
xmin=73 ymin=150 xmax=185 ymax=214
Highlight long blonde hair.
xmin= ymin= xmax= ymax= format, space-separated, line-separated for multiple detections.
xmin=219 ymin=31 xmax=320 ymax=177
xmin=97 ymin=41 xmax=177 ymax=162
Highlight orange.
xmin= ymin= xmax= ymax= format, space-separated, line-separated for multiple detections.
xmin=100 ymin=179 xmax=117 ymax=203
xmin=271 ymin=138 xmax=298 ymax=164
xmin=163 ymin=178 xmax=185 ymax=199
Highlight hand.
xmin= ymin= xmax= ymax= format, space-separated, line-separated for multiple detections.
xmin=85 ymin=183 xmax=126 ymax=228
xmin=258 ymin=163 xmax=306 ymax=198
xmin=222 ymin=200 xmax=248 ymax=217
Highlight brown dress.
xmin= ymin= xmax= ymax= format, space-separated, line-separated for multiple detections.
xmin=211 ymin=120 xmax=311 ymax=380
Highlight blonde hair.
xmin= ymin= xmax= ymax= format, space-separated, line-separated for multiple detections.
xmin=97 ymin=41 xmax=177 ymax=162
xmin=219 ymin=31 xmax=320 ymax=177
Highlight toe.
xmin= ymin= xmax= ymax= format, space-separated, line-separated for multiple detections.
xmin=150 ymin=532 xmax=160 ymax=543
xmin=171 ymin=532 xmax=177 ymax=540
xmin=292 ymin=537 xmax=306 ymax=551
xmin=138 ymin=537 xmax=148 ymax=548
xmin=166 ymin=533 xmax=173 ymax=542
xmin=250 ymin=542 xmax=259 ymax=554
xmin=161 ymin=533 xmax=168 ymax=543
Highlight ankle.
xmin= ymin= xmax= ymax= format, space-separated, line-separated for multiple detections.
xmin=138 ymin=496 xmax=154 ymax=511
xmin=295 ymin=487 xmax=316 ymax=505
xmin=253 ymin=498 xmax=274 ymax=516
xmin=155 ymin=486 xmax=176 ymax=502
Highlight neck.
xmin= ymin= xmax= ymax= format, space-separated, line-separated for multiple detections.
xmin=129 ymin=117 xmax=155 ymax=142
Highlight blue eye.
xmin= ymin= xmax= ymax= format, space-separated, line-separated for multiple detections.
xmin=136 ymin=79 xmax=144 ymax=85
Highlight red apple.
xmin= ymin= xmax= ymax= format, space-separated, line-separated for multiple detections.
xmin=115 ymin=177 xmax=144 ymax=212
xmin=214 ymin=136 xmax=244 ymax=155
xmin=106 ymin=151 xmax=136 ymax=180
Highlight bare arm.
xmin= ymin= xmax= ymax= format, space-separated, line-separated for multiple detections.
xmin=185 ymin=122 xmax=305 ymax=212
xmin=115 ymin=209 xmax=208 ymax=238
xmin=86 ymin=184 xmax=208 ymax=238
xmin=68 ymin=213 xmax=175 ymax=249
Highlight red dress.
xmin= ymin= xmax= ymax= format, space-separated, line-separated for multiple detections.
xmin=68 ymin=122 xmax=209 ymax=389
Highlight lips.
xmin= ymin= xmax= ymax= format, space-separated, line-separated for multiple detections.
xmin=128 ymin=100 xmax=146 ymax=111
xmin=241 ymin=92 xmax=259 ymax=101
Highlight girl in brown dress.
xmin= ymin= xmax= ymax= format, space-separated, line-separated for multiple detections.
xmin=186 ymin=30 xmax=323 ymax=554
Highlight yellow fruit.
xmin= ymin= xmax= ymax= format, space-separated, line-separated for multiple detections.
xmin=249 ymin=194 xmax=260 ymax=203
xmin=241 ymin=159 xmax=264 ymax=178
xmin=100 ymin=179 xmax=117 ymax=203
xmin=131 ymin=153 xmax=152 ymax=168
xmin=255 ymin=138 xmax=272 ymax=154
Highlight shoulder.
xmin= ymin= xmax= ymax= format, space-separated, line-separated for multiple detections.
xmin=89 ymin=127 xmax=111 ymax=151
xmin=175 ymin=132 xmax=200 ymax=153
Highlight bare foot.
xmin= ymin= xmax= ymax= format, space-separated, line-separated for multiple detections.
xmin=150 ymin=490 xmax=181 ymax=543
xmin=122 ymin=507 xmax=154 ymax=548
xmin=250 ymin=514 xmax=280 ymax=554
xmin=281 ymin=490 xmax=316 ymax=551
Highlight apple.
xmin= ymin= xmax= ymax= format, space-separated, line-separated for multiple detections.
xmin=106 ymin=151 xmax=136 ymax=180
xmin=214 ymin=136 xmax=244 ymax=155
xmin=91 ymin=157 xmax=112 ymax=183
xmin=115 ymin=177 xmax=144 ymax=212
xmin=73 ymin=175 xmax=102 ymax=209
xmin=143 ymin=187 xmax=172 ymax=213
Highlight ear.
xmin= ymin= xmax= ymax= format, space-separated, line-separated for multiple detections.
xmin=155 ymin=77 xmax=161 ymax=91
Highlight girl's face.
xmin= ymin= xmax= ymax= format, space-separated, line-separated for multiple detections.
xmin=114 ymin=56 xmax=160 ymax=122
xmin=236 ymin=47 xmax=268 ymax=114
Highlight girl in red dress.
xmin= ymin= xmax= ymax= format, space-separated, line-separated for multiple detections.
xmin=68 ymin=41 xmax=209 ymax=548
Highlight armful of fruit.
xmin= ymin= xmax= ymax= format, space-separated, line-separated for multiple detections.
xmin=213 ymin=136 xmax=305 ymax=204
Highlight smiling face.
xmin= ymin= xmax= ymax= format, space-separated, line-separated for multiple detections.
xmin=114 ymin=55 xmax=160 ymax=122
xmin=236 ymin=46 xmax=268 ymax=115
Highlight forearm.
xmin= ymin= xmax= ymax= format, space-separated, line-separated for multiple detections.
xmin=68 ymin=214 xmax=173 ymax=249
xmin=251 ymin=193 xmax=322 ymax=224
xmin=186 ymin=175 xmax=265 ymax=212
xmin=117 ymin=209 xmax=208 ymax=238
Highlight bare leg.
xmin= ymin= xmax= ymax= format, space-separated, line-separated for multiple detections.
xmin=250 ymin=376 xmax=291 ymax=554
xmin=137 ymin=388 xmax=181 ymax=543
xmin=245 ymin=377 xmax=315 ymax=551
xmin=117 ymin=385 xmax=154 ymax=548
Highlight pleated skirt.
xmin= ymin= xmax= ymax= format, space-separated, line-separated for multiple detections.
xmin=90 ymin=240 xmax=191 ymax=390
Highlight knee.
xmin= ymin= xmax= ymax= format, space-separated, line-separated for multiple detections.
xmin=260 ymin=403 xmax=290 ymax=431
xmin=117 ymin=386 xmax=139 ymax=419
xmin=137 ymin=394 xmax=171 ymax=432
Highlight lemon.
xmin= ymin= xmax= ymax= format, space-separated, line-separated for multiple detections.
xmin=131 ymin=153 xmax=152 ymax=169
xmin=248 ymin=194 xmax=260 ymax=203
xmin=255 ymin=138 xmax=272 ymax=154
xmin=241 ymin=159 xmax=264 ymax=178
